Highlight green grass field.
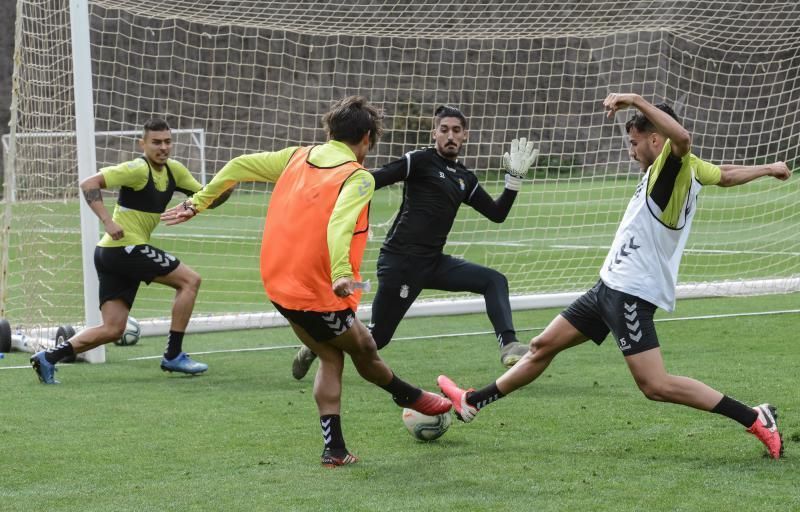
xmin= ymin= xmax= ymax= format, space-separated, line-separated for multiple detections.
xmin=2 ymin=293 xmax=798 ymax=511
xmin=4 ymin=174 xmax=799 ymax=326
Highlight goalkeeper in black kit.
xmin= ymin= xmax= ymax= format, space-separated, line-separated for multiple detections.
xmin=292 ymin=105 xmax=539 ymax=379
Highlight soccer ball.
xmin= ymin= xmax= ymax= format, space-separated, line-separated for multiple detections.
xmin=115 ymin=316 xmax=141 ymax=346
xmin=402 ymin=408 xmax=452 ymax=441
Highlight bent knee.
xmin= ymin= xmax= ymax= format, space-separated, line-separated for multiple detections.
xmin=530 ymin=333 xmax=560 ymax=358
xmin=486 ymin=269 xmax=509 ymax=289
xmin=187 ymin=270 xmax=202 ymax=290
xmin=636 ymin=379 xmax=671 ymax=402
xmin=177 ymin=269 xmax=202 ymax=293
xmin=349 ymin=340 xmax=379 ymax=361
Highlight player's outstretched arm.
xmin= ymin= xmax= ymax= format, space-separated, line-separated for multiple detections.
xmin=207 ymin=185 xmax=235 ymax=209
xmin=717 ymin=161 xmax=792 ymax=187
xmin=161 ymin=200 xmax=198 ymax=225
xmin=603 ymin=92 xmax=691 ymax=157
xmin=502 ymin=137 xmax=539 ymax=191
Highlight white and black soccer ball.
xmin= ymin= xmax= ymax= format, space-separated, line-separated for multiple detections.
xmin=402 ymin=408 xmax=452 ymax=441
xmin=115 ymin=316 xmax=141 ymax=346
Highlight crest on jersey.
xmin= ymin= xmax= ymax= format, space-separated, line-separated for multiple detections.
xmin=458 ymin=178 xmax=465 ymax=190
xmin=400 ymin=284 xmax=409 ymax=298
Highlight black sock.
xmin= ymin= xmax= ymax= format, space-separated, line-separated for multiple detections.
xmin=466 ymin=381 xmax=505 ymax=410
xmin=163 ymin=331 xmax=185 ymax=360
xmin=320 ymin=414 xmax=346 ymax=450
xmin=45 ymin=341 xmax=74 ymax=365
xmin=379 ymin=373 xmax=422 ymax=407
xmin=711 ymin=395 xmax=758 ymax=427
xmin=497 ymin=330 xmax=518 ymax=348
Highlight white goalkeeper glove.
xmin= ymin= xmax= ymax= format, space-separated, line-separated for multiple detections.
xmin=502 ymin=137 xmax=539 ymax=191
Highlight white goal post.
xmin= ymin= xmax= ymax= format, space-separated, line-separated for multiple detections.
xmin=3 ymin=1 xmax=799 ymax=355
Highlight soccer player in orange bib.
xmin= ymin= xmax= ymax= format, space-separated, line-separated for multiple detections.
xmin=162 ymin=96 xmax=451 ymax=467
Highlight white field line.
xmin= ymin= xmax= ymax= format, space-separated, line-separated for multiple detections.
xmin=2 ymin=308 xmax=796 ymax=368
xmin=123 ymin=307 xmax=799 ymax=361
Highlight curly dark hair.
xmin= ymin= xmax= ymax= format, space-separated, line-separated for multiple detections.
xmin=323 ymin=96 xmax=384 ymax=149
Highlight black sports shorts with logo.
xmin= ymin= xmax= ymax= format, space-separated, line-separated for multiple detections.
xmin=272 ymin=301 xmax=356 ymax=343
xmin=94 ymin=244 xmax=180 ymax=308
xmin=560 ymin=280 xmax=659 ymax=356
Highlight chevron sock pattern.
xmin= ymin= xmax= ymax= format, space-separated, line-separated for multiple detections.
xmin=163 ymin=331 xmax=185 ymax=361
xmin=45 ymin=341 xmax=74 ymax=365
xmin=711 ymin=395 xmax=759 ymax=428
xmin=320 ymin=415 xmax=345 ymax=450
xmin=466 ymin=382 xmax=505 ymax=410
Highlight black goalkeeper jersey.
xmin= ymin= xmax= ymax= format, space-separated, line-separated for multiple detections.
xmin=373 ymin=147 xmax=516 ymax=258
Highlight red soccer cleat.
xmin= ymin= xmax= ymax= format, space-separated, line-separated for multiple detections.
xmin=437 ymin=375 xmax=478 ymax=423
xmin=321 ymin=447 xmax=359 ymax=468
xmin=407 ymin=390 xmax=452 ymax=416
xmin=746 ymin=403 xmax=783 ymax=459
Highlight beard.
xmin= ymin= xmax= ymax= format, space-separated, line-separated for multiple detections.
xmin=438 ymin=143 xmax=460 ymax=158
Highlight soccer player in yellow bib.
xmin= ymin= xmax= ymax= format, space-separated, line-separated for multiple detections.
xmin=438 ymin=93 xmax=791 ymax=460
xmin=30 ymin=118 xmax=215 ymax=384
xmin=161 ymin=96 xmax=452 ymax=467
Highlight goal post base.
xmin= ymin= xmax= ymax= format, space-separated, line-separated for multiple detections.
xmin=9 ymin=329 xmax=105 ymax=363
xmin=135 ymin=277 xmax=799 ymax=337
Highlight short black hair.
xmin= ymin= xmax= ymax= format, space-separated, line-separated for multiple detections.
xmin=625 ymin=103 xmax=680 ymax=134
xmin=143 ymin=118 xmax=170 ymax=136
xmin=434 ymin=105 xmax=467 ymax=129
xmin=323 ymin=96 xmax=384 ymax=149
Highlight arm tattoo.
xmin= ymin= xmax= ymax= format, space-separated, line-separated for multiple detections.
xmin=83 ymin=188 xmax=103 ymax=204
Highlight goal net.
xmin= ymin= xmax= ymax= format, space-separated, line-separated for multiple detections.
xmin=3 ymin=0 xmax=799 ymax=346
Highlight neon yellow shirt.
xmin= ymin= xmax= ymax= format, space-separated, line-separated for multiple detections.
xmin=191 ymin=141 xmax=374 ymax=282
xmin=646 ymin=140 xmax=721 ymax=228
xmin=99 ymin=158 xmax=202 ymax=247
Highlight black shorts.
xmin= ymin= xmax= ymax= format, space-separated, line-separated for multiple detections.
xmin=560 ymin=280 xmax=659 ymax=356
xmin=94 ymin=245 xmax=180 ymax=308
xmin=272 ymin=301 xmax=356 ymax=343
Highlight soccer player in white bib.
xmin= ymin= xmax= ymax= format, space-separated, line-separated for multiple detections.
xmin=438 ymin=93 xmax=791 ymax=460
